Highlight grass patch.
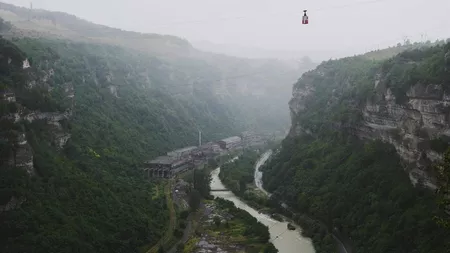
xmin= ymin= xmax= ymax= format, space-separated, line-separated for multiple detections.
xmin=183 ymin=237 xmax=200 ymax=253
xmin=152 ymin=184 xmax=162 ymax=200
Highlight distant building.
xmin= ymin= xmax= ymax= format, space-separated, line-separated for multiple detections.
xmin=195 ymin=142 xmax=223 ymax=158
xmin=143 ymin=155 xmax=193 ymax=178
xmin=167 ymin=146 xmax=198 ymax=159
xmin=217 ymin=136 xmax=242 ymax=150
xmin=22 ymin=59 xmax=31 ymax=69
xmin=240 ymin=131 xmax=267 ymax=147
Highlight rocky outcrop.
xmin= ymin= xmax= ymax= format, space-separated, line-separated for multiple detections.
xmin=13 ymin=141 xmax=35 ymax=175
xmin=0 ymin=196 xmax=25 ymax=214
xmin=0 ymin=37 xmax=77 ymax=219
xmin=14 ymin=133 xmax=34 ymax=174
xmin=3 ymin=132 xmax=35 ymax=175
xmin=108 ymin=85 xmax=119 ymax=98
xmin=47 ymin=120 xmax=71 ymax=149
xmin=24 ymin=111 xmax=71 ymax=123
xmin=353 ymin=81 xmax=450 ymax=189
xmin=289 ymin=74 xmax=450 ymax=190
xmin=288 ymin=83 xmax=315 ymax=137
xmin=1 ymin=67 xmax=74 ymax=176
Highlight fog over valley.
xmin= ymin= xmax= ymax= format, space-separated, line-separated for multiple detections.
xmin=3 ymin=0 xmax=450 ymax=60
xmin=0 ymin=1 xmax=450 ymax=253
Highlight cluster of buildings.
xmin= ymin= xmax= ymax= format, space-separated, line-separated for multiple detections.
xmin=142 ymin=131 xmax=270 ymax=179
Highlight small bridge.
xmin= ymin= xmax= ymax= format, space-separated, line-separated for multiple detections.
xmin=210 ymin=189 xmax=230 ymax=192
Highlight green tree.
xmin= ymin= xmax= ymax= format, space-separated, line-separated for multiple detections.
xmin=180 ymin=210 xmax=189 ymax=219
xmin=208 ymin=158 xmax=218 ymax=168
xmin=213 ymin=216 xmax=221 ymax=227
xmin=259 ymin=41 xmax=450 ymax=252
xmin=264 ymin=243 xmax=278 ymax=253
xmin=193 ymin=167 xmax=211 ymax=198
xmin=176 ymin=244 xmax=185 ymax=253
xmin=188 ymin=189 xmax=201 ymax=211
xmin=434 ymin=148 xmax=450 ymax=228
xmin=239 ymin=178 xmax=247 ymax=194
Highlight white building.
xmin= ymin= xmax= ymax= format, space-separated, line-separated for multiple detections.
xmin=22 ymin=59 xmax=31 ymax=69
xmin=167 ymin=146 xmax=198 ymax=159
xmin=217 ymin=136 xmax=242 ymax=150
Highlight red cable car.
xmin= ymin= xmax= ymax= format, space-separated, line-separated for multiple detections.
xmin=302 ymin=10 xmax=309 ymax=24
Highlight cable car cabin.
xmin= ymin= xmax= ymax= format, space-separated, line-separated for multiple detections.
xmin=302 ymin=10 xmax=309 ymax=24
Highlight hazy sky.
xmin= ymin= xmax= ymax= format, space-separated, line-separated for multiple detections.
xmin=3 ymin=0 xmax=450 ymax=57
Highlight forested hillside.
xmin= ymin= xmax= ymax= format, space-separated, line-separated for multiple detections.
xmin=0 ymin=36 xmax=181 ymax=252
xmin=0 ymin=2 xmax=317 ymax=133
xmin=0 ymin=33 xmax=267 ymax=252
xmin=0 ymin=3 xmax=315 ymax=250
xmin=14 ymin=37 xmax=244 ymax=147
xmin=262 ymin=42 xmax=450 ymax=252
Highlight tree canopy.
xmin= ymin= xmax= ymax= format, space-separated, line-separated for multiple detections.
xmin=262 ymin=42 xmax=450 ymax=253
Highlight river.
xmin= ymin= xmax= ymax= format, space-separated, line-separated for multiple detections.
xmin=210 ymin=152 xmax=315 ymax=253
xmin=253 ymin=150 xmax=350 ymax=253
xmin=254 ymin=150 xmax=272 ymax=197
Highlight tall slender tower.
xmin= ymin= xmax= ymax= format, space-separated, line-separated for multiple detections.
xmin=28 ymin=2 xmax=33 ymax=21
xmin=198 ymin=130 xmax=202 ymax=146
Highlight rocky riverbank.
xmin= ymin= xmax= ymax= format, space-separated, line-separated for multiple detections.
xmin=181 ymin=199 xmax=276 ymax=253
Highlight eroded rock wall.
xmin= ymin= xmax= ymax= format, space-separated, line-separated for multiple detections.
xmin=289 ymin=77 xmax=450 ymax=189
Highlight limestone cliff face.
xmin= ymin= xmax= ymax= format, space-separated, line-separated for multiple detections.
xmin=1 ymin=55 xmax=74 ymax=176
xmin=10 ymin=133 xmax=35 ymax=175
xmin=289 ymin=83 xmax=315 ymax=137
xmin=288 ymin=49 xmax=450 ymax=189
xmin=356 ymin=81 xmax=450 ymax=189
xmin=0 ymin=45 xmax=74 ymax=213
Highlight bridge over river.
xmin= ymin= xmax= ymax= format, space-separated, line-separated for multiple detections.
xmin=210 ymin=189 xmax=230 ymax=192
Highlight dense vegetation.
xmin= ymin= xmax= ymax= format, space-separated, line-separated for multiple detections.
xmin=380 ymin=42 xmax=450 ymax=103
xmin=433 ymin=148 xmax=450 ymax=228
xmin=0 ymin=37 xmax=174 ymax=253
xmin=1 ymin=0 xmax=319 ymax=134
xmin=0 ymin=34 xmax=263 ymax=253
xmin=263 ymin=134 xmax=450 ymax=253
xmin=213 ymin=198 xmax=277 ymax=253
xmin=292 ymin=56 xmax=379 ymax=133
xmin=219 ymin=151 xmax=270 ymax=209
xmin=0 ymin=38 xmax=32 ymax=165
xmin=219 ymin=151 xmax=259 ymax=194
xmin=188 ymin=166 xmax=213 ymax=211
xmin=293 ymin=40 xmax=450 ymax=132
xmin=262 ymin=42 xmax=450 ymax=252
xmin=1 ymin=34 xmax=294 ymax=252
xmin=14 ymin=37 xmax=241 ymax=147
xmin=362 ymin=39 xmax=448 ymax=61
xmin=181 ymin=198 xmax=277 ymax=253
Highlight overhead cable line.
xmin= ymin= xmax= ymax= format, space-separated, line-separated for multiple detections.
xmin=125 ymin=22 xmax=450 ymax=90
xmin=12 ymin=4 xmax=450 ymax=85
xmin=19 ymin=0 xmax=412 ymax=35
xmin=193 ymin=22 xmax=450 ymax=84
